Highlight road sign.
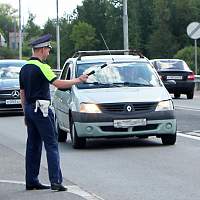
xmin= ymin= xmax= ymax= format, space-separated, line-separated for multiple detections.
xmin=187 ymin=22 xmax=200 ymax=40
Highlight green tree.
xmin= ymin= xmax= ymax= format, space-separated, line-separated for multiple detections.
xmin=70 ymin=21 xmax=98 ymax=50
xmin=43 ymin=19 xmax=56 ymax=40
xmin=24 ymin=13 xmax=42 ymax=42
xmin=146 ymin=0 xmax=179 ymax=58
xmin=174 ymin=46 xmax=200 ymax=74
xmin=74 ymin=0 xmax=122 ymax=50
xmin=128 ymin=0 xmax=153 ymax=53
xmin=59 ymin=17 xmax=74 ymax=66
xmin=0 ymin=3 xmax=16 ymax=44
xmin=0 ymin=47 xmax=17 ymax=59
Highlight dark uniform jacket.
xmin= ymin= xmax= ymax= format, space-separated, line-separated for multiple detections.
xmin=19 ymin=57 xmax=57 ymax=104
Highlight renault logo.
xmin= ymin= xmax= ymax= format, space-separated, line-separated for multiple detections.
xmin=126 ymin=105 xmax=134 ymax=112
xmin=11 ymin=90 xmax=20 ymax=98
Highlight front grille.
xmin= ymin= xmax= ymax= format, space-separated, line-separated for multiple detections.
xmin=98 ymin=102 xmax=157 ymax=113
xmin=100 ymin=124 xmax=158 ymax=132
xmin=0 ymin=89 xmax=20 ymax=99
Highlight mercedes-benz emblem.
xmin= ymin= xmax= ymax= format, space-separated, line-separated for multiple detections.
xmin=126 ymin=105 xmax=133 ymax=112
xmin=11 ymin=90 xmax=20 ymax=98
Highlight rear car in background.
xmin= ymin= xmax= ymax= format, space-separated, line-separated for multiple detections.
xmin=150 ymin=59 xmax=195 ymax=99
xmin=0 ymin=59 xmax=27 ymax=113
xmin=53 ymin=50 xmax=177 ymax=149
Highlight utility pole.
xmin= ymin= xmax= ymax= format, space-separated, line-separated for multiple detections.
xmin=18 ymin=0 xmax=22 ymax=59
xmin=14 ymin=17 xmax=17 ymax=49
xmin=123 ymin=0 xmax=129 ymax=53
xmin=56 ymin=0 xmax=60 ymax=69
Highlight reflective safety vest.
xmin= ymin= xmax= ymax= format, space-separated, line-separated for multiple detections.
xmin=27 ymin=60 xmax=56 ymax=82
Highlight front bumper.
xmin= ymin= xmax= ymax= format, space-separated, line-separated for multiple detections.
xmin=72 ymin=110 xmax=176 ymax=138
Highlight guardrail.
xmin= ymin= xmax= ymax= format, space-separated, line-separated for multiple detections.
xmin=195 ymin=75 xmax=200 ymax=90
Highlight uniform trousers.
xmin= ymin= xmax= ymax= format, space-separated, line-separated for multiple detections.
xmin=25 ymin=104 xmax=63 ymax=185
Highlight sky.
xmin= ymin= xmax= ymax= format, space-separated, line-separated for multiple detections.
xmin=0 ymin=0 xmax=83 ymax=27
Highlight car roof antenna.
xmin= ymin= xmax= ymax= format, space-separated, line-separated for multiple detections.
xmin=100 ymin=33 xmax=114 ymax=63
xmin=87 ymin=34 xmax=114 ymax=76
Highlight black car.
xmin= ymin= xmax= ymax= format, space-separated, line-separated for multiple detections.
xmin=0 ymin=59 xmax=27 ymax=113
xmin=151 ymin=59 xmax=195 ymax=99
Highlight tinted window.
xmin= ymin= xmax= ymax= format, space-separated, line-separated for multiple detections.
xmin=155 ymin=60 xmax=189 ymax=71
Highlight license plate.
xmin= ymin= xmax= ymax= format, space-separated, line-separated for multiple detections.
xmin=167 ymin=75 xmax=182 ymax=80
xmin=6 ymin=99 xmax=21 ymax=105
xmin=114 ymin=118 xmax=146 ymax=128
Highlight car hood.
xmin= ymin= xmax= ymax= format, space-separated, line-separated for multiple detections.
xmin=75 ymin=87 xmax=171 ymax=103
xmin=0 ymin=79 xmax=19 ymax=90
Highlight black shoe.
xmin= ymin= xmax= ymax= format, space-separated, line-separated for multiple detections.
xmin=26 ymin=183 xmax=50 ymax=190
xmin=51 ymin=183 xmax=67 ymax=191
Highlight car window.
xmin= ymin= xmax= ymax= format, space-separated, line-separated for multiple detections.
xmin=76 ymin=62 xmax=161 ymax=89
xmin=60 ymin=62 xmax=73 ymax=80
xmin=60 ymin=63 xmax=69 ymax=80
xmin=0 ymin=61 xmax=26 ymax=79
xmin=66 ymin=68 xmax=71 ymax=80
xmin=155 ymin=60 xmax=189 ymax=70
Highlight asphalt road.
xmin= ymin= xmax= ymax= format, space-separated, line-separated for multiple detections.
xmin=0 ymin=91 xmax=200 ymax=200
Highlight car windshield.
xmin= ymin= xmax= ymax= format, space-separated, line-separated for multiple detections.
xmin=155 ymin=60 xmax=189 ymax=71
xmin=0 ymin=61 xmax=26 ymax=79
xmin=76 ymin=62 xmax=161 ymax=89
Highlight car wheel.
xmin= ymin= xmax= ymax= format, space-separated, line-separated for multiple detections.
xmin=174 ymin=93 xmax=180 ymax=99
xmin=187 ymin=91 xmax=194 ymax=99
xmin=55 ymin=117 xmax=67 ymax=142
xmin=70 ymin=119 xmax=86 ymax=149
xmin=161 ymin=134 xmax=176 ymax=145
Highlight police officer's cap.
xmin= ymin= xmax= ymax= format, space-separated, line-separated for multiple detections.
xmin=30 ymin=34 xmax=52 ymax=49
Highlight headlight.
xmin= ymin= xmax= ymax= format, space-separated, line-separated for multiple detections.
xmin=155 ymin=100 xmax=174 ymax=111
xmin=80 ymin=103 xmax=101 ymax=113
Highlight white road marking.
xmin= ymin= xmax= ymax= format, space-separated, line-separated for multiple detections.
xmin=0 ymin=180 xmax=105 ymax=200
xmin=175 ymin=106 xmax=200 ymax=112
xmin=178 ymin=133 xmax=200 ymax=141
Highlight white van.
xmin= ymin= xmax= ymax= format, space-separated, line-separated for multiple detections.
xmin=53 ymin=50 xmax=176 ymax=148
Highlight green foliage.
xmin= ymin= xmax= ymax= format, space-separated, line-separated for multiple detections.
xmin=1 ymin=0 xmax=200 ymax=67
xmin=46 ymin=41 xmax=57 ymax=69
xmin=24 ymin=13 xmax=42 ymax=42
xmin=0 ymin=47 xmax=18 ymax=59
xmin=147 ymin=26 xmax=179 ymax=59
xmin=174 ymin=46 xmax=200 ymax=74
xmin=43 ymin=19 xmax=56 ymax=40
xmin=59 ymin=18 xmax=74 ymax=66
xmin=75 ymin=0 xmax=122 ymax=50
xmin=22 ymin=42 xmax=32 ymax=58
xmin=70 ymin=21 xmax=98 ymax=50
xmin=128 ymin=0 xmax=153 ymax=53
xmin=0 ymin=3 xmax=16 ymax=43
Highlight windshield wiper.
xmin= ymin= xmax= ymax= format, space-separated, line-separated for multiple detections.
xmin=83 ymin=82 xmax=153 ymax=87
xmin=82 ymin=82 xmax=123 ymax=87
xmin=119 ymin=82 xmax=154 ymax=87
xmin=87 ymin=63 xmax=107 ymax=76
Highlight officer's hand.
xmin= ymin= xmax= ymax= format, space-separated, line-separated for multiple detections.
xmin=78 ymin=74 xmax=88 ymax=83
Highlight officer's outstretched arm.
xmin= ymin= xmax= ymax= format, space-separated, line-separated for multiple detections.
xmin=52 ymin=74 xmax=88 ymax=89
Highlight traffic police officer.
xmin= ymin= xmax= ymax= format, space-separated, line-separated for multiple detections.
xmin=19 ymin=34 xmax=88 ymax=191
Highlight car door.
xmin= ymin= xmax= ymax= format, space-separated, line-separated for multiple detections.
xmin=61 ymin=63 xmax=73 ymax=129
xmin=53 ymin=62 xmax=71 ymax=129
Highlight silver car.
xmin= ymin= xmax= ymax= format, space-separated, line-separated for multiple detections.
xmin=53 ymin=50 xmax=176 ymax=148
